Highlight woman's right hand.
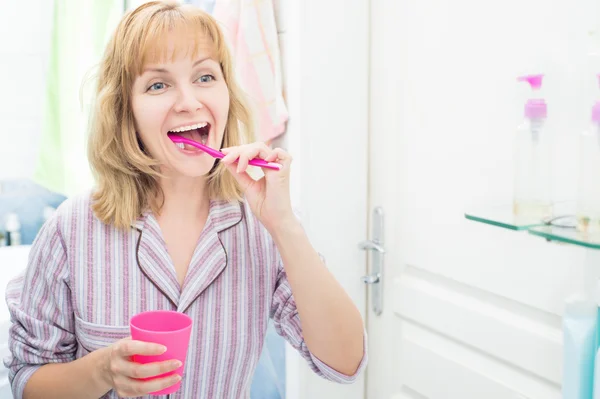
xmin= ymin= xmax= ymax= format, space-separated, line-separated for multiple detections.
xmin=103 ymin=337 xmax=182 ymax=397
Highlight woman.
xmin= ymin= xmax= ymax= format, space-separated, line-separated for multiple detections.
xmin=4 ymin=1 xmax=366 ymax=398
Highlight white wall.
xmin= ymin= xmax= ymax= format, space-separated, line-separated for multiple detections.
xmin=0 ymin=0 xmax=53 ymax=180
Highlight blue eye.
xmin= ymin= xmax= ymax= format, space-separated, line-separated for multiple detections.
xmin=197 ymin=75 xmax=215 ymax=83
xmin=148 ymin=82 xmax=166 ymax=91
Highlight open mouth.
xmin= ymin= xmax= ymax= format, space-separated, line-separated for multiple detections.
xmin=168 ymin=122 xmax=210 ymax=152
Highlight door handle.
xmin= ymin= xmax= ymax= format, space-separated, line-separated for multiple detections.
xmin=358 ymin=240 xmax=385 ymax=254
xmin=361 ymin=273 xmax=380 ymax=284
xmin=359 ymin=207 xmax=384 ymax=315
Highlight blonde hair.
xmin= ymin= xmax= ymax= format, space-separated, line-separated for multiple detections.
xmin=88 ymin=0 xmax=253 ymax=229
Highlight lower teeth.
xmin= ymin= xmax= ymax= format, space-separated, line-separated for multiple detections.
xmin=174 ymin=135 xmax=208 ymax=150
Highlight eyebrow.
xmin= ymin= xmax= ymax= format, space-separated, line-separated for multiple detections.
xmin=142 ymin=57 xmax=213 ymax=74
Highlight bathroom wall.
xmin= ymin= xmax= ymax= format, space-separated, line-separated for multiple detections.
xmin=0 ymin=0 xmax=53 ymax=180
xmin=0 ymin=0 xmax=62 ymax=243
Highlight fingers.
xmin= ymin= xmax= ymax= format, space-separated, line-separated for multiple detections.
xmin=110 ymin=338 xmax=183 ymax=397
xmin=223 ymin=143 xmax=271 ymax=173
xmin=263 ymin=148 xmax=292 ymax=171
xmin=222 ymin=143 xmax=291 ymax=173
xmin=137 ymin=373 xmax=182 ymax=393
xmin=126 ymin=359 xmax=182 ymax=379
xmin=114 ymin=373 xmax=181 ymax=398
xmin=116 ymin=339 xmax=166 ymax=357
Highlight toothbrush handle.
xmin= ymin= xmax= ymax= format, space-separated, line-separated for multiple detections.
xmin=247 ymin=158 xmax=282 ymax=170
xmin=167 ymin=135 xmax=282 ymax=170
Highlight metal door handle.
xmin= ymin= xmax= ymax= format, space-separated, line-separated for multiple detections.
xmin=359 ymin=207 xmax=385 ymax=315
xmin=358 ymin=240 xmax=385 ymax=254
xmin=361 ymin=273 xmax=380 ymax=284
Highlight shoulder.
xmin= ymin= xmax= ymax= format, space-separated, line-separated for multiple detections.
xmin=52 ymin=191 xmax=94 ymax=229
xmin=49 ymin=190 xmax=115 ymax=246
xmin=21 ymin=193 xmax=96 ymax=277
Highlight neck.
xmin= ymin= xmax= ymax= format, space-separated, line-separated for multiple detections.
xmin=156 ymin=176 xmax=210 ymax=222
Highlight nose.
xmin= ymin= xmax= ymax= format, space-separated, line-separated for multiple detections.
xmin=173 ymin=85 xmax=204 ymax=113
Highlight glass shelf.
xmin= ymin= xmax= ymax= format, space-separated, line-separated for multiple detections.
xmin=466 ymin=201 xmax=600 ymax=250
xmin=464 ymin=201 xmax=574 ymax=231
xmin=528 ymin=225 xmax=600 ymax=250
xmin=465 ymin=205 xmax=542 ymax=230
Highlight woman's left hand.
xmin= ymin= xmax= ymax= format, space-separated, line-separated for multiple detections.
xmin=221 ymin=142 xmax=296 ymax=232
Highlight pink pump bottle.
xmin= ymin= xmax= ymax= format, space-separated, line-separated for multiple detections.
xmin=513 ymin=74 xmax=553 ymax=219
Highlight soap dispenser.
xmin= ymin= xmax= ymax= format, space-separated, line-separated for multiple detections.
xmin=513 ymin=74 xmax=553 ymax=219
xmin=577 ymin=74 xmax=600 ymax=233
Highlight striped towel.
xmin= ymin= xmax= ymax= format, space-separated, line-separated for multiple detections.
xmin=213 ymin=0 xmax=288 ymax=142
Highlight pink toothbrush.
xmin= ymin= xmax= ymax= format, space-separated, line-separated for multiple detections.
xmin=168 ymin=134 xmax=282 ymax=171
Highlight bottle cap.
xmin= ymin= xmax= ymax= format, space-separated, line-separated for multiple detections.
xmin=518 ymin=74 xmax=547 ymax=119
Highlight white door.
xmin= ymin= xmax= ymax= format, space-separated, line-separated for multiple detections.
xmin=365 ymin=0 xmax=599 ymax=398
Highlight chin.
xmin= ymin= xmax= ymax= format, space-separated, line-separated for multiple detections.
xmin=179 ymin=162 xmax=216 ymax=177
xmin=162 ymin=157 xmax=216 ymax=178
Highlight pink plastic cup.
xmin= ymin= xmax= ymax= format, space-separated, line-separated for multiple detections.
xmin=130 ymin=310 xmax=193 ymax=395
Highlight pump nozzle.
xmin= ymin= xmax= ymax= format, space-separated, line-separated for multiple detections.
xmin=517 ymin=74 xmax=544 ymax=90
xmin=518 ymin=74 xmax=546 ymax=119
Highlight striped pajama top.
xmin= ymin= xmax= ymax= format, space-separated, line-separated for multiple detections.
xmin=4 ymin=193 xmax=366 ymax=398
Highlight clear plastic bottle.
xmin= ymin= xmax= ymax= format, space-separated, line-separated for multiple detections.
xmin=5 ymin=213 xmax=21 ymax=246
xmin=513 ymin=74 xmax=553 ymax=219
xmin=577 ymin=75 xmax=600 ymax=233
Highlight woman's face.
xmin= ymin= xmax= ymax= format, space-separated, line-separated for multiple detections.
xmin=131 ymin=39 xmax=230 ymax=178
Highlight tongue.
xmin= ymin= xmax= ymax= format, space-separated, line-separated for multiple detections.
xmin=182 ymin=142 xmax=201 ymax=151
xmin=179 ymin=128 xmax=203 ymax=142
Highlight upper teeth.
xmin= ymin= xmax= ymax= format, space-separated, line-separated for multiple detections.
xmin=170 ymin=122 xmax=208 ymax=133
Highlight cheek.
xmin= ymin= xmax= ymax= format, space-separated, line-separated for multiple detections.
xmin=131 ymin=100 xmax=166 ymax=156
xmin=214 ymin=86 xmax=230 ymax=124
xmin=135 ymin=100 xmax=167 ymax=127
xmin=133 ymin=95 xmax=171 ymax=133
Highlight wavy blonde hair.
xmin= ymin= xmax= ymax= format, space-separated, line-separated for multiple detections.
xmin=88 ymin=1 xmax=253 ymax=229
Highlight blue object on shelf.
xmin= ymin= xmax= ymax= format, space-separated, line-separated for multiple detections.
xmin=0 ymin=179 xmax=67 ymax=245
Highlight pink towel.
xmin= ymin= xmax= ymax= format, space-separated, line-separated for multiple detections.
xmin=213 ymin=0 xmax=288 ymax=142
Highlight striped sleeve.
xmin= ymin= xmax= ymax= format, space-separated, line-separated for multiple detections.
xmin=270 ymin=260 xmax=368 ymax=383
xmin=3 ymin=214 xmax=76 ymax=399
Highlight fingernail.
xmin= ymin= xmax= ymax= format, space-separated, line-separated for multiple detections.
xmin=173 ymin=360 xmax=182 ymax=368
xmin=160 ymin=345 xmax=167 ymax=353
